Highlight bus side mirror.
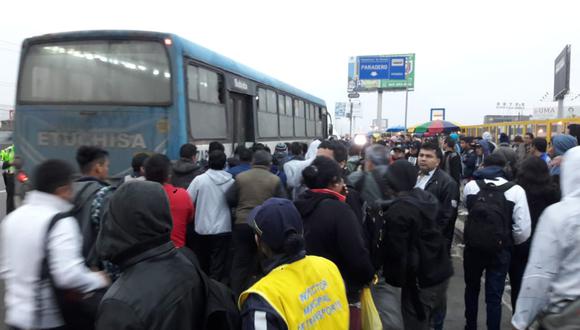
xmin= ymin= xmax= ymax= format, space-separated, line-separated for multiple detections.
xmin=329 ymin=124 xmax=334 ymax=136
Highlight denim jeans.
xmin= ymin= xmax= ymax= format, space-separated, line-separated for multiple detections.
xmin=463 ymin=247 xmax=511 ymax=330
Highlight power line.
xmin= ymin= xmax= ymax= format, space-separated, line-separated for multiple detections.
xmin=0 ymin=39 xmax=19 ymax=46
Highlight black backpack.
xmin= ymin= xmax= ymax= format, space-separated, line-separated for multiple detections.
xmin=357 ymin=170 xmax=393 ymax=271
xmin=179 ymin=248 xmax=241 ymax=330
xmin=465 ymin=180 xmax=515 ymax=253
xmin=363 ymin=199 xmax=394 ymax=271
xmin=71 ymin=182 xmax=119 ymax=280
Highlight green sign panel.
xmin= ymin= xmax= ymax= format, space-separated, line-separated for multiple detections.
xmin=347 ymin=53 xmax=415 ymax=92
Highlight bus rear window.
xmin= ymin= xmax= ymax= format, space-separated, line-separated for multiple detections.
xmin=18 ymin=40 xmax=171 ymax=104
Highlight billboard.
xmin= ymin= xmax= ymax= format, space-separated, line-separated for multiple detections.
xmin=554 ymin=45 xmax=571 ymax=100
xmin=430 ymin=108 xmax=445 ymax=121
xmin=533 ymin=104 xmax=558 ymax=120
xmin=335 ymin=102 xmax=346 ymax=118
xmin=348 ymin=54 xmax=415 ymax=92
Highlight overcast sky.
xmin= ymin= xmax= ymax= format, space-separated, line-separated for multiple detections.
xmin=1 ymin=0 xmax=579 ymax=133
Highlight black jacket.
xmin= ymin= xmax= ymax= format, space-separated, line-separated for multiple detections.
xmin=382 ymin=188 xmax=453 ymax=288
xmin=441 ymin=151 xmax=462 ymax=184
xmin=172 ymin=158 xmax=203 ymax=189
xmin=96 ymin=243 xmax=206 ymax=330
xmin=96 ymin=181 xmax=205 ymax=330
xmin=423 ymin=169 xmax=459 ymax=246
xmin=294 ymin=190 xmax=374 ymax=300
xmin=461 ymin=149 xmax=477 ymax=179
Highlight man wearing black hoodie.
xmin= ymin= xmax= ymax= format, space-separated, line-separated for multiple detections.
xmin=95 ymin=181 xmax=206 ymax=329
xmin=381 ymin=160 xmax=453 ymax=330
xmin=172 ymin=143 xmax=203 ymax=189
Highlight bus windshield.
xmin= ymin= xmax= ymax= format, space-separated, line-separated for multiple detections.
xmin=18 ymin=39 xmax=171 ymax=105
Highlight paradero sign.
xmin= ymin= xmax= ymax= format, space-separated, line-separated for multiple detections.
xmin=348 ymin=54 xmax=415 ymax=92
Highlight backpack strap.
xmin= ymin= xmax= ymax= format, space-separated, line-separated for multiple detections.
xmin=34 ymin=211 xmax=73 ymax=328
xmin=476 ymin=179 xmax=515 ymax=193
xmin=86 ymin=186 xmax=116 ymax=271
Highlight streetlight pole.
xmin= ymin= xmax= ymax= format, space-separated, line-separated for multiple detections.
xmin=377 ymin=90 xmax=383 ymax=131
xmin=404 ymin=87 xmax=409 ymax=133
xmin=349 ymin=99 xmax=353 ymax=137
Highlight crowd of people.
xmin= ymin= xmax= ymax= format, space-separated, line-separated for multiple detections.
xmin=0 ymin=128 xmax=579 ymax=329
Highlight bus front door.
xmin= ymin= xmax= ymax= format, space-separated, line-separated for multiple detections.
xmin=229 ymin=93 xmax=254 ymax=149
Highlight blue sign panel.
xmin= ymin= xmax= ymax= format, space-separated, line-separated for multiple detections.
xmin=358 ymin=57 xmax=390 ymax=80
xmin=388 ymin=57 xmax=406 ymax=80
xmin=358 ymin=56 xmax=406 ymax=81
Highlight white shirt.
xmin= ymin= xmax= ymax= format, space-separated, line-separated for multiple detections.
xmin=463 ymin=178 xmax=531 ymax=245
xmin=415 ymin=169 xmax=435 ymax=190
xmin=0 ymin=191 xmax=108 ymax=329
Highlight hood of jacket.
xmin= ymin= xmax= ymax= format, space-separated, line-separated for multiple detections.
xmin=294 ymin=190 xmax=338 ymax=218
xmin=385 ymin=159 xmax=418 ymax=193
xmin=172 ymin=158 xmax=201 ymax=175
xmin=473 ymin=165 xmax=505 ymax=180
xmin=561 ymin=146 xmax=580 ymax=199
xmin=397 ymin=188 xmax=439 ymax=223
xmin=552 ymin=134 xmax=578 ymax=157
xmin=97 ymin=181 xmax=173 ymax=266
xmin=206 ymin=169 xmax=233 ymax=186
xmin=305 ymin=140 xmax=321 ymax=160
xmin=482 ymin=131 xmax=492 ymax=141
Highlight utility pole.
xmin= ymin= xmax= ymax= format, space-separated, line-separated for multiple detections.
xmin=377 ymin=90 xmax=383 ymax=131
xmin=349 ymin=99 xmax=353 ymax=137
xmin=557 ymin=98 xmax=564 ymax=118
xmin=404 ymin=88 xmax=409 ymax=133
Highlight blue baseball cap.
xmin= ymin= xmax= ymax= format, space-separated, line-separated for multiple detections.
xmin=247 ymin=198 xmax=303 ymax=251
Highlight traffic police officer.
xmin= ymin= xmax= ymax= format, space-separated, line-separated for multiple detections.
xmin=239 ymin=198 xmax=349 ymax=330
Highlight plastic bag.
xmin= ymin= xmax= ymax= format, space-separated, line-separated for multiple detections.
xmin=361 ymin=287 xmax=383 ymax=330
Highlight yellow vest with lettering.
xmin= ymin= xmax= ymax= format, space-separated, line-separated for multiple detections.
xmin=239 ymin=255 xmax=349 ymax=330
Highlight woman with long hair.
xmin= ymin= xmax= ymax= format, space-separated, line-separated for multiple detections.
xmin=510 ymin=157 xmax=560 ymax=311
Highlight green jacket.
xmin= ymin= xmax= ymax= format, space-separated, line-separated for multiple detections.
xmin=226 ymin=165 xmax=287 ymax=225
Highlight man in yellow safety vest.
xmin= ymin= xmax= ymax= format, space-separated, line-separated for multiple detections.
xmin=239 ymin=198 xmax=349 ymax=330
xmin=1 ymin=144 xmax=15 ymax=213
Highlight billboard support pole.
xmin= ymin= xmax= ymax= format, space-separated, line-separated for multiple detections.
xmin=349 ymin=99 xmax=353 ymax=137
xmin=404 ymin=88 xmax=409 ymax=133
xmin=377 ymin=90 xmax=383 ymax=130
xmin=557 ymin=98 xmax=564 ymax=118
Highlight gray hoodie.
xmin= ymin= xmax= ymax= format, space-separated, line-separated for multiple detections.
xmin=512 ymin=146 xmax=580 ymax=329
xmin=186 ymin=169 xmax=234 ymax=235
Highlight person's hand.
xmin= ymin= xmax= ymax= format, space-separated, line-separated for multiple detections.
xmin=96 ymin=271 xmax=112 ymax=286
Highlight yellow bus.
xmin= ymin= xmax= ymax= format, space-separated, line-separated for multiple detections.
xmin=461 ymin=118 xmax=580 ymax=143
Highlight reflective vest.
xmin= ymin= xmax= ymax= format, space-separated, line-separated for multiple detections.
xmin=239 ymin=255 xmax=349 ymax=330
xmin=1 ymin=145 xmax=14 ymax=174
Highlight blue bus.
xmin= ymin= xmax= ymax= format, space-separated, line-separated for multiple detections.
xmin=14 ymin=30 xmax=329 ymax=176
